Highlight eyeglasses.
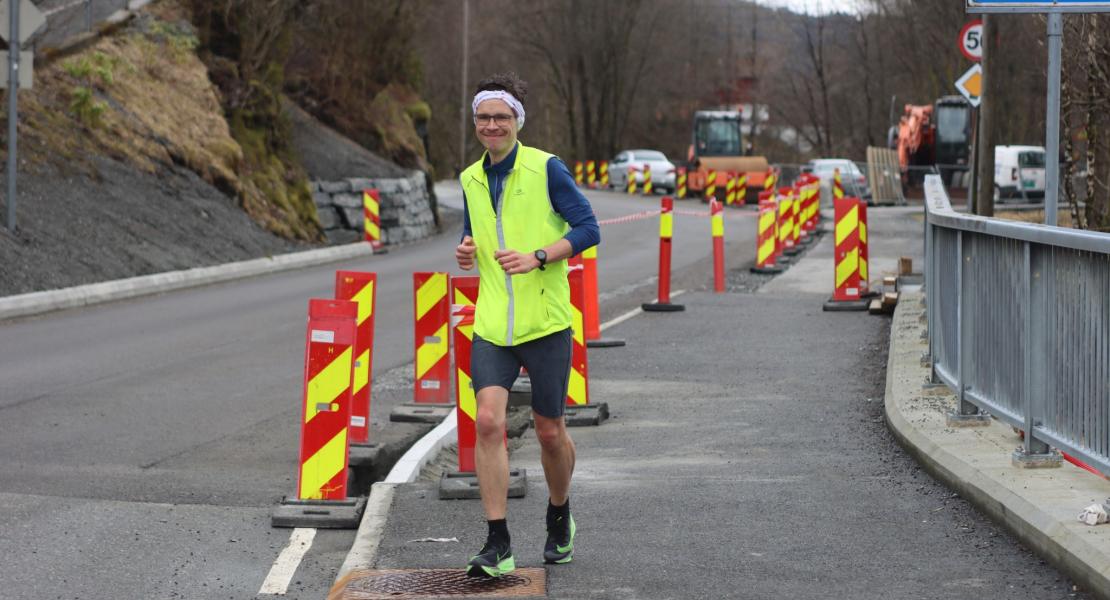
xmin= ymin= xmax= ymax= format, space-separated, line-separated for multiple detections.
xmin=474 ymin=113 xmax=514 ymax=126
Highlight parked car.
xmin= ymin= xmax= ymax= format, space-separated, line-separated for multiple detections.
xmin=803 ymin=158 xmax=871 ymax=203
xmin=608 ymin=149 xmax=677 ymax=194
xmin=994 ymin=145 xmax=1046 ymax=202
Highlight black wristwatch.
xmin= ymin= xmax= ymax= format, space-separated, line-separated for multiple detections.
xmin=534 ymin=249 xmax=547 ymax=271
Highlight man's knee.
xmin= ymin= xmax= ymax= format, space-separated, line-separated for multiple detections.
xmin=475 ymin=406 xmax=505 ymax=441
xmin=534 ymin=416 xmax=566 ymax=449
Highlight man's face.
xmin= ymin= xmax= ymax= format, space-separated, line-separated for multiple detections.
xmin=474 ymin=98 xmax=518 ymax=156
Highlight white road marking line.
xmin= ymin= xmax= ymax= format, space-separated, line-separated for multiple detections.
xmin=599 ymin=289 xmax=686 ymax=332
xmin=259 ymin=527 xmax=316 ymax=595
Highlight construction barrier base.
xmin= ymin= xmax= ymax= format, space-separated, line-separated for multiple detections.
xmin=271 ymin=496 xmax=367 ymax=529
xmin=586 ymin=337 xmax=626 ymax=348
xmin=564 ymin=402 xmax=609 ymax=427
xmin=783 ymin=246 xmax=803 ymax=257
xmin=1011 ymin=448 xmax=1063 ymax=469
xmin=347 ymin=442 xmax=382 ymax=467
xmin=438 ymin=468 xmax=528 ymax=500
xmin=945 ymin=410 xmax=992 ymax=428
xmin=822 ymin=297 xmax=870 ymax=312
xmin=509 ymin=376 xmax=532 ymax=408
xmin=750 ymin=265 xmax=784 ymax=275
xmin=642 ymin=302 xmax=685 ymax=312
xmin=389 ymin=403 xmax=454 ymax=424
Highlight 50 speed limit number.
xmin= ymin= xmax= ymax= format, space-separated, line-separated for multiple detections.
xmin=959 ymin=19 xmax=983 ymax=62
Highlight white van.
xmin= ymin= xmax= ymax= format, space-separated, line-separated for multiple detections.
xmin=994 ymin=145 xmax=1046 ymax=202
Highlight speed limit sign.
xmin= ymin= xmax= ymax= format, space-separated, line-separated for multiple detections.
xmin=959 ymin=19 xmax=983 ymax=62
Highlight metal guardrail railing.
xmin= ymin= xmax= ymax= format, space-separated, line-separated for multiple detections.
xmin=924 ymin=173 xmax=1110 ymax=471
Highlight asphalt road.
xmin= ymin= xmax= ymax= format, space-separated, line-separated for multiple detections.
xmin=0 ymin=185 xmax=755 ymax=599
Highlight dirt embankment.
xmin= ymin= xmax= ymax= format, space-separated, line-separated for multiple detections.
xmin=0 ymin=3 xmax=315 ymax=296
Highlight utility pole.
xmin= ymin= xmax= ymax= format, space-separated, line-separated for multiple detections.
xmin=975 ymin=15 xmax=994 ymax=216
xmin=6 ymin=0 xmax=18 ymax=231
xmin=458 ymin=0 xmax=469 ymax=176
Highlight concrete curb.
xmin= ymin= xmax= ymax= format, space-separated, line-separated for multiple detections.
xmin=885 ymin=291 xmax=1110 ymax=600
xmin=0 ymin=243 xmax=374 ymax=322
xmin=333 ymin=409 xmax=458 ymax=582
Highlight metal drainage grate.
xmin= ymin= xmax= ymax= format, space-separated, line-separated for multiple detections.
xmin=332 ymin=568 xmax=546 ymax=599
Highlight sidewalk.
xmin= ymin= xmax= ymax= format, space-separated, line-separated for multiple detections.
xmin=331 ymin=208 xmax=1103 ymax=600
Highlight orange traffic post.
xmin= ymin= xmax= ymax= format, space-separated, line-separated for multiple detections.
xmin=599 ymin=160 xmax=610 ymax=188
xmin=642 ymin=196 xmax=685 ymax=312
xmin=823 ymin=197 xmax=869 ymax=311
xmin=272 ymin=298 xmax=366 ymax=528
xmin=642 ymin=163 xmax=653 ymax=195
xmin=335 ymin=271 xmax=377 ymax=454
xmin=736 ymin=172 xmax=748 ymax=206
xmin=582 ymin=245 xmax=625 ymax=348
xmin=586 ymin=160 xmax=597 ymax=189
xmin=413 ymin=272 xmax=451 ymax=403
xmin=751 ymin=195 xmax=783 ymax=274
xmin=574 ymin=161 xmax=584 ymax=186
xmin=676 ymin=166 xmax=687 ymax=199
xmin=705 ymin=169 xmax=717 ymax=203
xmin=362 ymin=189 xmax=386 ymax=253
xmin=710 ymin=198 xmax=725 ymax=293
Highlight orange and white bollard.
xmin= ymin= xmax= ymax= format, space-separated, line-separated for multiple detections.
xmin=642 ymin=196 xmax=684 ymax=312
xmin=642 ymin=163 xmax=653 ymax=195
xmin=710 ymin=198 xmax=725 ymax=293
xmin=582 ymin=245 xmax=625 ymax=348
xmin=676 ymin=167 xmax=687 ymax=199
xmin=413 ymin=272 xmax=451 ymax=404
xmin=363 ymin=189 xmax=385 ymax=253
xmin=335 ymin=271 xmax=377 ymax=446
xmin=823 ymin=197 xmax=869 ymax=311
xmin=705 ymin=169 xmax=717 ymax=203
xmin=574 ymin=161 xmax=584 ymax=186
xmin=599 ymin=160 xmax=610 ymax=188
xmin=751 ymin=195 xmax=782 ymax=274
xmin=272 ymin=298 xmax=365 ymax=528
xmin=736 ymin=172 xmax=748 ymax=206
xmin=586 ymin=160 xmax=597 ymax=189
xmin=725 ymin=172 xmax=737 ymax=206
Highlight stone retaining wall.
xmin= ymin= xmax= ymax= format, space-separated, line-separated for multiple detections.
xmin=312 ymin=170 xmax=436 ymax=245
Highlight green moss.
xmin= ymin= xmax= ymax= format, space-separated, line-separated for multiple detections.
xmin=405 ymin=101 xmax=431 ymax=123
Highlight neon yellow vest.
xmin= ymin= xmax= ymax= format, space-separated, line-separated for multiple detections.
xmin=460 ymin=143 xmax=571 ymax=346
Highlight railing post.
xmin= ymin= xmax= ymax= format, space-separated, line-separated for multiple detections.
xmin=1014 ymin=241 xmax=1060 ymax=467
xmin=948 ymin=230 xmax=990 ymax=426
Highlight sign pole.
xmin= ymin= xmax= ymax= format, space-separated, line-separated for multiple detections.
xmin=1044 ymin=12 xmax=1062 ymax=227
xmin=6 ymin=0 xmax=17 ymax=231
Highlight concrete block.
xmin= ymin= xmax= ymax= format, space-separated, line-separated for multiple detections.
xmin=1012 ymin=448 xmax=1063 ymax=469
xmin=271 ymin=496 xmax=367 ymax=529
xmin=348 ymin=442 xmax=382 ymax=467
xmin=347 ymin=178 xmax=377 ymax=193
xmin=946 ymin=410 xmax=992 ymax=427
xmin=390 ymin=403 xmax=453 ymax=423
xmin=319 ymin=180 xmax=350 ymax=194
xmin=333 ymin=193 xmax=363 ymax=209
xmin=339 ymin=206 xmax=364 ymax=230
xmin=439 ymin=469 xmax=527 ymax=500
xmin=565 ymin=402 xmax=609 ymax=427
xmin=312 ymin=190 xmax=334 ymax=208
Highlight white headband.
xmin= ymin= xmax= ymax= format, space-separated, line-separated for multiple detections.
xmin=472 ymin=90 xmax=525 ymax=129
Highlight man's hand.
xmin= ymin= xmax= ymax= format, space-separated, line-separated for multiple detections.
xmin=456 ymin=236 xmax=477 ymax=270
xmin=494 ymin=248 xmax=541 ymax=275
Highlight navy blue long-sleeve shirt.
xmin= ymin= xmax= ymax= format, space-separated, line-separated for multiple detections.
xmin=461 ymin=143 xmax=600 ymax=256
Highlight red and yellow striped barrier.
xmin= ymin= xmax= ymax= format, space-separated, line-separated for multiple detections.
xmin=566 ymin=265 xmax=589 ymax=407
xmin=832 ymin=197 xmax=862 ymax=301
xmin=736 ymin=172 xmax=748 ymax=206
xmin=790 ymin=188 xmax=802 ymax=248
xmin=586 ymin=160 xmax=597 ymax=189
xmin=599 ymin=160 xmax=609 ymax=188
xmin=764 ymin=168 xmax=777 ymax=193
xmin=335 ymin=271 xmax=376 ymax=445
xmin=858 ymin=201 xmax=870 ymax=295
xmin=711 ymin=199 xmax=725 ymax=293
xmin=642 ymin=163 xmax=653 ymax=195
xmin=296 ymin=299 xmax=357 ymax=501
xmin=362 ymin=189 xmax=383 ymax=251
xmin=833 ymin=168 xmax=845 ymax=200
xmin=450 ymin=275 xmax=479 ymax=473
xmin=676 ymin=167 xmax=687 ymax=199
xmin=705 ymin=169 xmax=717 ymax=202
xmin=778 ymin=187 xmax=796 ymax=253
xmin=627 ymin=168 xmax=638 ymax=195
xmin=574 ymin=161 xmax=584 ymax=186
xmin=751 ymin=194 xmax=781 ymax=273
xmin=413 ymin=272 xmax=451 ymax=404
xmin=725 ymin=172 xmax=737 ymax=206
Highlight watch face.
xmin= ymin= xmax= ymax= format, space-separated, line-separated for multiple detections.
xmin=536 ymin=250 xmax=547 ymax=263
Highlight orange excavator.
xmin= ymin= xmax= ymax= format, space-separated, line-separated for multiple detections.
xmin=686 ymin=110 xmax=770 ymax=203
xmin=894 ymin=96 xmax=972 ymax=187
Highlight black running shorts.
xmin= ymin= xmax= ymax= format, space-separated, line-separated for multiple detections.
xmin=471 ymin=328 xmax=573 ymax=418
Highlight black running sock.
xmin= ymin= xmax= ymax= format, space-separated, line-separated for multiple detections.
xmin=548 ymin=498 xmax=570 ymax=520
xmin=487 ymin=519 xmax=510 ymax=549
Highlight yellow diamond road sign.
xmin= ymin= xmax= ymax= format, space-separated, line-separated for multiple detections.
xmin=955 ymin=64 xmax=982 ymax=108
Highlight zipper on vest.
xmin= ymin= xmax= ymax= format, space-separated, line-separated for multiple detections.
xmin=496 ymin=169 xmax=514 ymax=345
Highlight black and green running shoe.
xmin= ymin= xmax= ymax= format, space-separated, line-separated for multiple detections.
xmin=466 ymin=541 xmax=515 ymax=578
xmin=543 ymin=513 xmax=576 ymax=564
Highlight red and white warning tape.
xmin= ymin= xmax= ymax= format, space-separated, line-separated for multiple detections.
xmin=597 ymin=210 xmax=661 ymax=226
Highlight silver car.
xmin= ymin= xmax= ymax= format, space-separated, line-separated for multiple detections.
xmin=608 ymin=149 xmax=676 ymax=194
xmin=804 ymin=158 xmax=871 ymax=203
